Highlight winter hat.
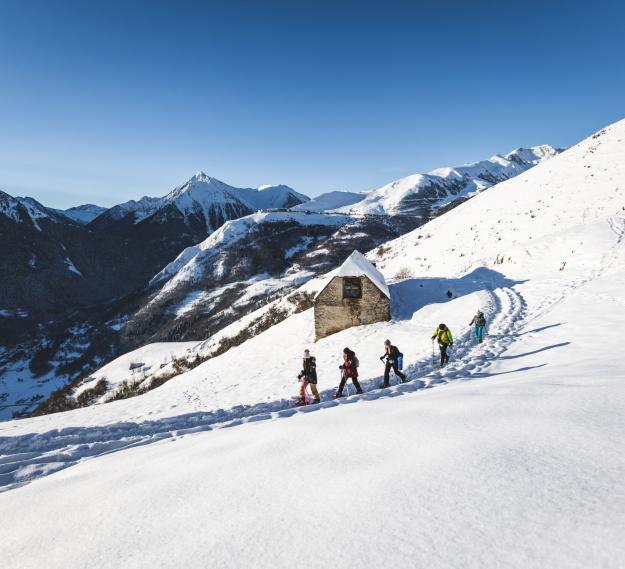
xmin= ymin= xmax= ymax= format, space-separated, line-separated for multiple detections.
xmin=439 ymin=323 xmax=447 ymax=330
xmin=343 ymin=347 xmax=350 ymax=354
xmin=304 ymin=349 xmax=310 ymax=357
xmin=384 ymin=339 xmax=391 ymax=346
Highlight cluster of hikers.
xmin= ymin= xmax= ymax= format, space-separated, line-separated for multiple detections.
xmin=295 ymin=309 xmax=487 ymax=405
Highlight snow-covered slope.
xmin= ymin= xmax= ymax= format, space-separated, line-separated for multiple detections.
xmin=150 ymin=210 xmax=352 ymax=291
xmin=96 ymin=195 xmax=162 ymax=224
xmin=290 ymin=190 xmax=365 ymax=212
xmin=1 ymin=120 xmax=624 ymax=568
xmin=334 ymin=145 xmax=560 ymax=217
xmin=54 ymin=203 xmax=106 ymax=224
xmin=0 ymin=191 xmax=62 ymax=230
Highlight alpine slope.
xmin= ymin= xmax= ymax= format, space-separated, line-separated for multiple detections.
xmin=1 ymin=120 xmax=625 ymax=569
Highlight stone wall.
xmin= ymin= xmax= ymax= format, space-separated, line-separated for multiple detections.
xmin=314 ymin=276 xmax=390 ymax=340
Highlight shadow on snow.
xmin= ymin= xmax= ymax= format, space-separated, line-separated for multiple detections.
xmin=1 ymin=268 xmax=541 ymax=492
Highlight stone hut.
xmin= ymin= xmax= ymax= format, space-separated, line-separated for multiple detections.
xmin=314 ymin=250 xmax=390 ymax=341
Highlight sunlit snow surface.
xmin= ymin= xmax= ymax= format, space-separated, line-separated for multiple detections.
xmin=1 ymin=123 xmax=624 ymax=568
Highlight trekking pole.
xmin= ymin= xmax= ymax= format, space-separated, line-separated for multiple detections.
xmin=338 ymin=368 xmax=345 ymax=398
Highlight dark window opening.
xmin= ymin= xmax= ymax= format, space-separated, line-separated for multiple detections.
xmin=343 ymin=277 xmax=362 ymax=299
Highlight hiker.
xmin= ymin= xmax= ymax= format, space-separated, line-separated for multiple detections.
xmin=431 ymin=323 xmax=453 ymax=368
xmin=379 ymin=339 xmax=406 ymax=387
xmin=336 ymin=347 xmax=363 ymax=397
xmin=297 ymin=349 xmax=320 ymax=404
xmin=469 ymin=310 xmax=487 ymax=343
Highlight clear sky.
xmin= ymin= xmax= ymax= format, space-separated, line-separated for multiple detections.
xmin=1 ymin=0 xmax=624 ymax=208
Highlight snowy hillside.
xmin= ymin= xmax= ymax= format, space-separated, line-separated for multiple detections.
xmin=334 ymin=145 xmax=560 ymax=217
xmin=54 ymin=203 xmax=106 ymax=224
xmin=150 ymin=211 xmax=352 ymax=291
xmin=0 ymin=191 xmax=62 ymax=229
xmin=1 ymin=119 xmax=624 ymax=568
xmin=290 ymin=190 xmax=365 ymax=212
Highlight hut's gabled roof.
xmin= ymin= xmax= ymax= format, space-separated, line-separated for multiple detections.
xmin=314 ymin=250 xmax=390 ymax=299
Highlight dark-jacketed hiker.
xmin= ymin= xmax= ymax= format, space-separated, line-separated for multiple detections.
xmin=379 ymin=339 xmax=406 ymax=388
xmin=335 ymin=347 xmax=363 ymax=398
xmin=297 ymin=349 xmax=320 ymax=404
xmin=431 ymin=323 xmax=453 ymax=368
xmin=469 ymin=310 xmax=487 ymax=343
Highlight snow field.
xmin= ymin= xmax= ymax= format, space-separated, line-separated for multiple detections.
xmin=1 ymin=119 xmax=625 ymax=568
xmin=2 ymin=273 xmax=624 ymax=568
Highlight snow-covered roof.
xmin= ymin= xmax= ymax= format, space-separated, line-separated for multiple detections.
xmin=315 ymin=250 xmax=390 ymax=299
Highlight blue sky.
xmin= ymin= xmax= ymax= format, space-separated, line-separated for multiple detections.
xmin=1 ymin=0 xmax=624 ymax=208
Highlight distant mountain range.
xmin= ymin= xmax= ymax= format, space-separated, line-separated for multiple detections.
xmin=328 ymin=145 xmax=560 ymax=217
xmin=90 ymin=172 xmax=308 ymax=232
xmin=0 ymin=174 xmax=309 ymax=314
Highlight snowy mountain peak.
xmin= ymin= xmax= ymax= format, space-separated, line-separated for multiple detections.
xmin=55 ymin=203 xmax=107 ymax=224
xmin=334 ymin=144 xmax=563 ymax=217
xmin=193 ymin=170 xmax=209 ymax=181
xmin=0 ymin=190 xmax=61 ymax=230
xmin=505 ymin=144 xmax=561 ymax=165
xmin=90 ymin=171 xmax=310 ymax=237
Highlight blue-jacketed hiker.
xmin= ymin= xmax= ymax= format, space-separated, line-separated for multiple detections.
xmin=431 ymin=323 xmax=453 ymax=368
xmin=469 ymin=310 xmax=487 ymax=343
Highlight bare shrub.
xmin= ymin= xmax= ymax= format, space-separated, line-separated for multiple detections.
xmin=76 ymin=379 xmax=109 ymax=406
xmin=394 ymin=267 xmax=413 ymax=280
xmin=376 ymin=244 xmax=390 ymax=257
xmin=287 ymin=291 xmax=314 ymax=312
xmin=105 ymin=380 xmax=144 ymax=402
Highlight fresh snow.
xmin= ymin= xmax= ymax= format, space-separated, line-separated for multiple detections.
xmin=0 ymin=191 xmax=57 ymax=230
xmin=290 ymin=190 xmax=366 ymax=212
xmin=63 ymin=257 xmax=82 ymax=276
xmin=1 ymin=121 xmax=624 ymax=568
xmin=172 ymin=290 xmax=212 ymax=318
xmin=334 ymin=144 xmax=560 ymax=216
xmin=315 ymin=249 xmax=390 ymax=298
xmin=150 ymin=210 xmax=352 ymax=292
xmin=104 ymin=172 xmax=309 ymax=227
xmin=54 ymin=203 xmax=106 ymax=224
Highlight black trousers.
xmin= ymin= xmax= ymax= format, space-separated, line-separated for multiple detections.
xmin=338 ymin=374 xmax=363 ymax=395
xmin=439 ymin=343 xmax=450 ymax=367
xmin=384 ymin=361 xmax=406 ymax=386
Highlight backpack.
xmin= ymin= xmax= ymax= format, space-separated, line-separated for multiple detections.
xmin=397 ymin=352 xmax=404 ymax=370
xmin=353 ymin=355 xmax=360 ymax=368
